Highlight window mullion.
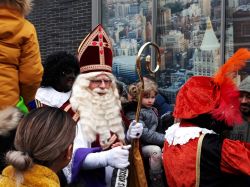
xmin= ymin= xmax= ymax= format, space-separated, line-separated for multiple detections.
xmin=220 ymin=0 xmax=226 ymax=65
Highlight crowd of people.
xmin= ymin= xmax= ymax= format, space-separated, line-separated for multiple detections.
xmin=0 ymin=0 xmax=250 ymax=187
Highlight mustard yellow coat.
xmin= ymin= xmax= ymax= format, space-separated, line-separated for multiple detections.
xmin=0 ymin=164 xmax=60 ymax=187
xmin=0 ymin=7 xmax=43 ymax=108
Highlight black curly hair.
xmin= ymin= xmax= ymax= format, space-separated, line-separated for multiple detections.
xmin=183 ymin=113 xmax=232 ymax=135
xmin=41 ymin=51 xmax=80 ymax=88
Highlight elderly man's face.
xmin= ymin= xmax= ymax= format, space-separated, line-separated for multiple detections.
xmin=239 ymin=91 xmax=250 ymax=116
xmin=88 ymin=74 xmax=112 ymax=95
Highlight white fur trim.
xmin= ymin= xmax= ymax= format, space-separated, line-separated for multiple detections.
xmin=0 ymin=107 xmax=22 ymax=136
xmin=164 ymin=123 xmax=216 ymax=146
xmin=35 ymin=87 xmax=71 ymax=108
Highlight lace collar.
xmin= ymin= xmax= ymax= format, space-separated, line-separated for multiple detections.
xmin=165 ymin=123 xmax=216 ymax=146
xmin=35 ymin=87 xmax=71 ymax=108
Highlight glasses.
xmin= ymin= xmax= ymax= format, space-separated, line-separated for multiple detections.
xmin=90 ymin=79 xmax=112 ymax=86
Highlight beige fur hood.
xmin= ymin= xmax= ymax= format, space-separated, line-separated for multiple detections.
xmin=0 ymin=107 xmax=22 ymax=136
xmin=0 ymin=0 xmax=33 ymax=16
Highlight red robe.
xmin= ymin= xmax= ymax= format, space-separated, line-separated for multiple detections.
xmin=163 ymin=122 xmax=250 ymax=187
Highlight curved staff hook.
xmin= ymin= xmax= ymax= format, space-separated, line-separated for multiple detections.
xmin=128 ymin=42 xmax=161 ymax=187
xmin=135 ymin=42 xmax=161 ymax=121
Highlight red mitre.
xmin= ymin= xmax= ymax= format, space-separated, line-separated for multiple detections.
xmin=173 ymin=76 xmax=220 ymax=119
xmin=77 ymin=24 xmax=113 ymax=73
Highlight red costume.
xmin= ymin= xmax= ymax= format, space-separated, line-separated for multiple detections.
xmin=163 ymin=49 xmax=250 ymax=187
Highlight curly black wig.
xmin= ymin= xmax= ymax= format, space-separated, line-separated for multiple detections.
xmin=41 ymin=51 xmax=80 ymax=88
xmin=183 ymin=113 xmax=232 ymax=135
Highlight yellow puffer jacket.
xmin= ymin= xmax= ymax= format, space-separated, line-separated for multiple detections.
xmin=0 ymin=164 xmax=60 ymax=187
xmin=0 ymin=7 xmax=43 ymax=108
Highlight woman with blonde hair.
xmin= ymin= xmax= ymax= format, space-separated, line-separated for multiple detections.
xmin=0 ymin=107 xmax=76 ymax=186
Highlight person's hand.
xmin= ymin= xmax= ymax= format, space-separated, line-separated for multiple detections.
xmin=111 ymin=141 xmax=124 ymax=148
xmin=81 ymin=145 xmax=131 ymax=169
xmin=106 ymin=145 xmax=131 ymax=168
xmin=126 ymin=120 xmax=143 ymax=140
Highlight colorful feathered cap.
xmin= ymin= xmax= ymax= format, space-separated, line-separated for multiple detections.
xmin=173 ymin=48 xmax=250 ymax=126
xmin=77 ymin=24 xmax=113 ymax=73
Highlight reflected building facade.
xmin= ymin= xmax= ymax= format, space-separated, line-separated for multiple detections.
xmin=233 ymin=4 xmax=250 ymax=74
xmin=193 ymin=17 xmax=220 ymax=76
xmin=112 ymin=56 xmax=138 ymax=84
xmin=101 ymin=0 xmax=249 ymax=107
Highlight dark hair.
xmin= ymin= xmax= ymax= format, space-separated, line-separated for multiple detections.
xmin=41 ymin=51 xmax=79 ymax=88
xmin=183 ymin=113 xmax=231 ymax=134
xmin=6 ymin=107 xmax=76 ymax=171
xmin=116 ymin=81 xmax=124 ymax=96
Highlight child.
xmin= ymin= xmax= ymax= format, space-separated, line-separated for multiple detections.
xmin=123 ymin=80 xmax=165 ymax=187
xmin=143 ymin=76 xmax=171 ymax=117
xmin=0 ymin=107 xmax=76 ymax=187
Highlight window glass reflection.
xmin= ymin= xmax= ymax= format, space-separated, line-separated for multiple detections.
xmin=102 ymin=0 xmax=223 ymax=108
xmin=102 ymin=0 xmax=153 ymax=84
xmin=156 ymin=0 xmax=221 ymax=107
xmin=226 ymin=0 xmax=250 ymax=80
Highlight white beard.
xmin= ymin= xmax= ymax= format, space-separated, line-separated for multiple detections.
xmin=70 ymin=73 xmax=125 ymax=145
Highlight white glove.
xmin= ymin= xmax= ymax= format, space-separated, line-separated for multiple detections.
xmin=82 ymin=145 xmax=131 ymax=169
xmin=107 ymin=145 xmax=131 ymax=169
xmin=126 ymin=120 xmax=143 ymax=140
xmin=106 ymin=145 xmax=131 ymax=168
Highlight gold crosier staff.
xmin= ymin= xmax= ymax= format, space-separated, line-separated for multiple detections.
xmin=128 ymin=42 xmax=161 ymax=187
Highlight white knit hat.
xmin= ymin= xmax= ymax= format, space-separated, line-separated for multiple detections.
xmin=239 ymin=76 xmax=250 ymax=93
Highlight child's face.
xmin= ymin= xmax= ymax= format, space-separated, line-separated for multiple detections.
xmin=142 ymin=91 xmax=156 ymax=108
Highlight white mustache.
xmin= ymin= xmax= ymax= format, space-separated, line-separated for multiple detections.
xmin=93 ymin=88 xmax=108 ymax=94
